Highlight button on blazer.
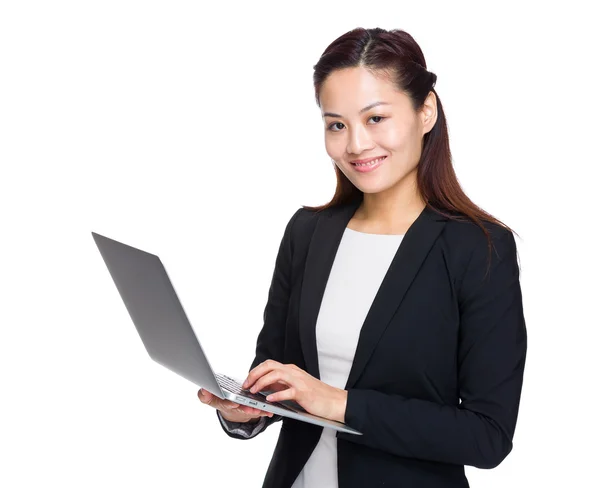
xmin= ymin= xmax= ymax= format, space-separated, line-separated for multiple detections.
xmin=218 ymin=198 xmax=527 ymax=488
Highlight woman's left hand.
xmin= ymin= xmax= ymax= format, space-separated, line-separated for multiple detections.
xmin=242 ymin=360 xmax=348 ymax=423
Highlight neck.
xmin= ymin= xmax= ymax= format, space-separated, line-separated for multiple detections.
xmin=354 ymin=173 xmax=426 ymax=229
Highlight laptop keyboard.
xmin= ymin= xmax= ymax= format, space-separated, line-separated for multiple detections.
xmin=216 ymin=373 xmax=259 ymax=395
xmin=215 ymin=373 xmax=306 ymax=414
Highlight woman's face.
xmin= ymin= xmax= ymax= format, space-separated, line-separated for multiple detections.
xmin=319 ymin=66 xmax=436 ymax=195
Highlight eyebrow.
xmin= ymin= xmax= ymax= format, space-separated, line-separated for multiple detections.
xmin=322 ymin=101 xmax=391 ymax=118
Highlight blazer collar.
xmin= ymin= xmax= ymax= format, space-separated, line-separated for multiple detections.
xmin=298 ymin=198 xmax=448 ymax=390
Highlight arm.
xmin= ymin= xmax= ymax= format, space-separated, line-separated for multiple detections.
xmin=337 ymin=230 xmax=527 ymax=469
xmin=218 ymin=208 xmax=303 ymax=440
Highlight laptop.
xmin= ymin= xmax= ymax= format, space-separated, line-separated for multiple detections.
xmin=91 ymin=232 xmax=362 ymax=435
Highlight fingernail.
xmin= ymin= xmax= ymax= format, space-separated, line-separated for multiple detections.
xmin=242 ymin=379 xmax=248 ymax=388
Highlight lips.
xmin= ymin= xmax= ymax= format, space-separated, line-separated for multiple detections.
xmin=350 ymin=155 xmax=387 ymax=165
xmin=350 ymin=155 xmax=386 ymax=173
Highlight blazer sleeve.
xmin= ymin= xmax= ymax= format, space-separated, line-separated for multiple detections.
xmin=337 ymin=229 xmax=527 ymax=469
xmin=216 ymin=410 xmax=268 ymax=439
xmin=218 ymin=207 xmax=303 ymax=440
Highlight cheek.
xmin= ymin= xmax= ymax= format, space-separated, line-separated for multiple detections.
xmin=378 ymin=123 xmax=423 ymax=162
xmin=377 ymin=124 xmax=407 ymax=152
xmin=324 ymin=136 xmax=344 ymax=159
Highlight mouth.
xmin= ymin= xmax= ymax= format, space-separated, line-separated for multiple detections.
xmin=350 ymin=155 xmax=387 ymax=172
xmin=351 ymin=155 xmax=387 ymax=166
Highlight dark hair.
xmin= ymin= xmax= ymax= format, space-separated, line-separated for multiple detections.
xmin=304 ymin=27 xmax=519 ymax=273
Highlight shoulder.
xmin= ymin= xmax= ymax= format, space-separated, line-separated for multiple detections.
xmin=433 ymin=211 xmax=519 ymax=286
xmin=442 ymin=216 xmax=515 ymax=253
xmin=283 ymin=205 xmax=324 ymax=236
xmin=440 ymin=216 xmax=519 ymax=294
xmin=280 ymin=206 xmax=321 ymax=252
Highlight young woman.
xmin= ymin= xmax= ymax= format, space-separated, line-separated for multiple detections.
xmin=198 ymin=27 xmax=527 ymax=488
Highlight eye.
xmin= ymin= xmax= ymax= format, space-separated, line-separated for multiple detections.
xmin=328 ymin=122 xmax=345 ymax=132
xmin=327 ymin=115 xmax=387 ymax=132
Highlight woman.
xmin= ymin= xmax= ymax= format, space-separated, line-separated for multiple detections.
xmin=198 ymin=27 xmax=527 ymax=488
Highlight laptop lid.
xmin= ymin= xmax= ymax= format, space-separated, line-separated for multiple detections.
xmin=91 ymin=232 xmax=225 ymax=397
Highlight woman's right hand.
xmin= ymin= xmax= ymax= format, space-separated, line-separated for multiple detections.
xmin=198 ymin=388 xmax=274 ymax=423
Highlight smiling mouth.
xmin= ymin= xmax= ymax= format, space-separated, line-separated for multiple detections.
xmin=351 ymin=156 xmax=387 ymax=167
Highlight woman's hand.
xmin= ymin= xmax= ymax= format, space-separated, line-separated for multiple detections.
xmin=242 ymin=360 xmax=348 ymax=423
xmin=197 ymin=388 xmax=274 ymax=423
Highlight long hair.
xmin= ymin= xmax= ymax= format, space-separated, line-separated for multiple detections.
xmin=304 ymin=27 xmax=519 ymax=274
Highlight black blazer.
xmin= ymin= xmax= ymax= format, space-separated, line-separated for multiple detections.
xmin=218 ymin=199 xmax=527 ymax=488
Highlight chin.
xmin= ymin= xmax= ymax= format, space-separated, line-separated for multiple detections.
xmin=352 ymin=182 xmax=387 ymax=194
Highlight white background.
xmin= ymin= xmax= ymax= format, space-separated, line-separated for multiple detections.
xmin=1 ymin=1 xmax=598 ymax=486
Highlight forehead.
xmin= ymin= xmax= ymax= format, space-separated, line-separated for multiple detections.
xmin=320 ymin=66 xmax=408 ymax=111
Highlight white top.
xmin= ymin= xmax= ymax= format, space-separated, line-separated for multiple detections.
xmin=291 ymin=227 xmax=404 ymax=488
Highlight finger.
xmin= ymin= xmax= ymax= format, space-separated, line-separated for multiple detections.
xmin=251 ymin=370 xmax=290 ymax=395
xmin=199 ymin=389 xmax=238 ymax=411
xmin=238 ymin=405 xmax=262 ymax=416
xmin=266 ymin=387 xmax=297 ymax=403
xmin=198 ymin=388 xmax=214 ymax=405
xmin=220 ymin=399 xmax=241 ymax=410
xmin=238 ymin=405 xmax=273 ymax=417
xmin=243 ymin=359 xmax=280 ymax=389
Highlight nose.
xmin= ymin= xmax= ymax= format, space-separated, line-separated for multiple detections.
xmin=346 ymin=124 xmax=375 ymax=156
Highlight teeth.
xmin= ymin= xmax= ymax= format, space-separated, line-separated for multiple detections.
xmin=354 ymin=157 xmax=385 ymax=167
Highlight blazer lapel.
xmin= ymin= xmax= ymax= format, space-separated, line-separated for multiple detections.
xmin=298 ymin=199 xmax=448 ymax=390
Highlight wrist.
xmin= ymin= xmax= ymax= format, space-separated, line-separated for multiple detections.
xmin=220 ymin=410 xmax=257 ymax=424
xmin=333 ymin=389 xmax=348 ymax=423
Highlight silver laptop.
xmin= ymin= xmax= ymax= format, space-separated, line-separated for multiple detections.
xmin=91 ymin=232 xmax=362 ymax=435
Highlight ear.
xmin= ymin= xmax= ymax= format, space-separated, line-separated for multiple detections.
xmin=421 ymin=91 xmax=438 ymax=135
